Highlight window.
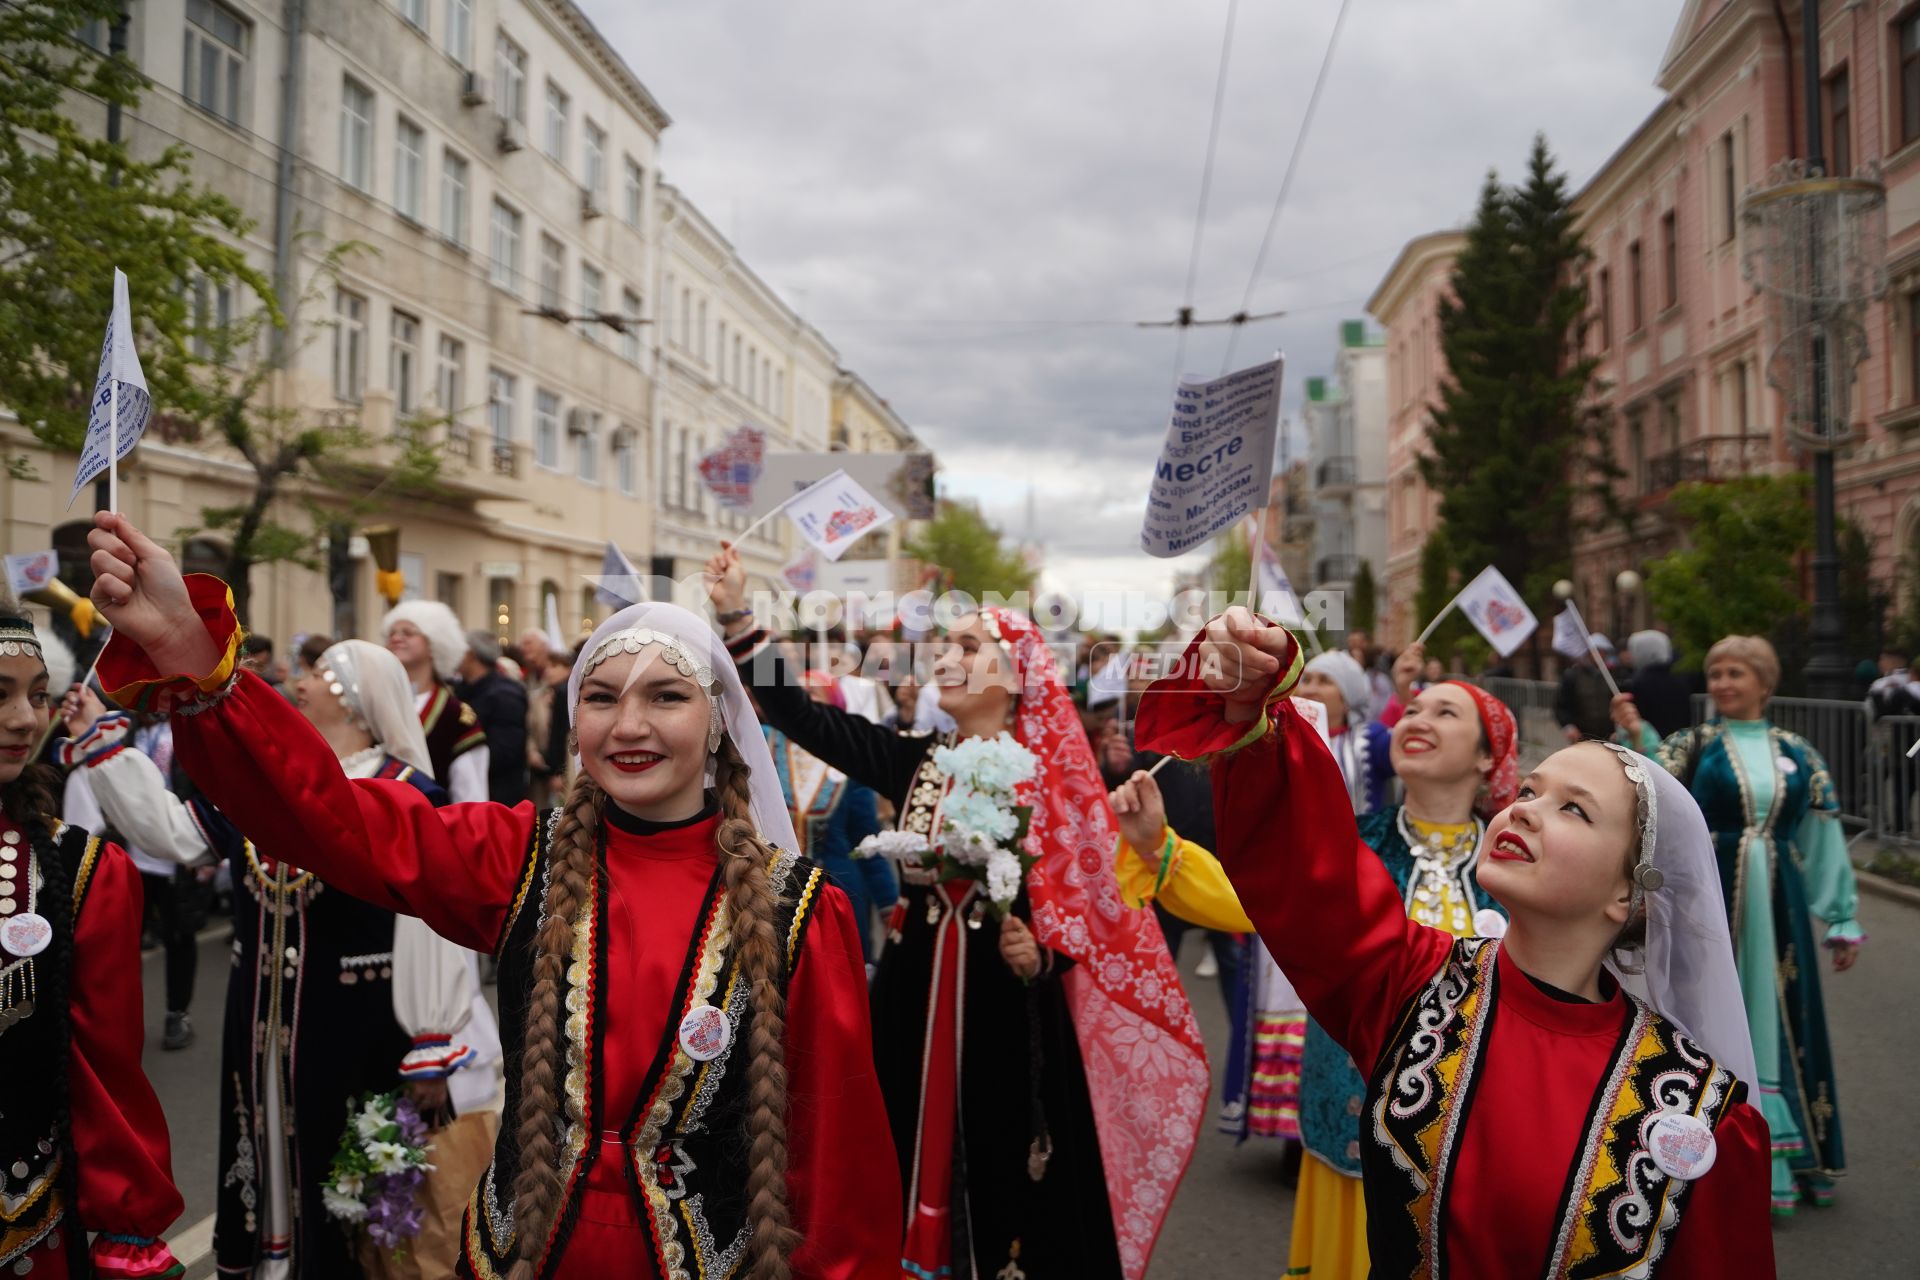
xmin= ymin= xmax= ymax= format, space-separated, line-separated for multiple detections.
xmin=583 ymin=120 xmax=607 ymax=200
xmin=538 ymin=234 xmax=564 ymax=310
xmin=717 ymin=321 xmax=727 ymax=372
xmin=1597 ymin=267 xmax=1612 ymax=350
xmin=190 ymin=276 xmax=234 ymax=361
xmin=1660 ymin=211 xmax=1678 ymax=310
xmin=1734 ymin=360 xmax=1750 ymax=435
xmin=394 ymin=118 xmax=425 ymax=221
xmin=1628 ymin=240 xmax=1644 ymax=332
xmin=535 ymin=390 xmax=561 ymax=469
xmin=440 ymin=148 xmax=468 ymax=245
xmin=435 ymin=572 xmax=463 ymax=612
xmin=1626 ymin=412 xmax=1646 ymax=495
xmin=333 ymin=289 xmax=367 ymax=402
xmin=494 ymin=34 xmax=527 ymax=123
xmin=624 ymin=157 xmax=645 ymax=228
xmin=1826 ymin=68 xmax=1851 ymax=177
xmin=398 ymin=0 xmax=425 ymax=29
xmin=340 ymin=77 xmax=374 ymax=192
xmin=490 ymin=200 xmax=521 ymax=291
xmin=487 ymin=369 xmax=516 ymax=450
xmin=674 ymin=427 xmax=690 ymax=508
xmin=576 ymin=412 xmax=600 ymax=484
xmin=580 ymin=264 xmax=604 ymax=341
xmin=445 ymin=0 xmax=473 ymax=66
xmin=184 ymin=0 xmax=246 ymax=124
xmin=732 ymin=334 xmax=742 ymax=387
xmin=436 ymin=335 xmax=465 ymax=420
xmin=1909 ymin=292 xmax=1920 ymax=404
xmin=614 ymin=428 xmax=636 ymax=495
xmin=1720 ymin=132 xmax=1737 ymax=243
xmin=544 ymin=80 xmax=569 ymax=163
xmin=390 ymin=311 xmax=419 ymax=414
xmin=1903 ymin=12 xmax=1920 ymax=146
xmin=620 ymin=289 xmax=641 ymax=363
xmin=1659 ymin=392 xmax=1682 ymax=458
xmin=775 ymin=370 xmax=784 ymax=410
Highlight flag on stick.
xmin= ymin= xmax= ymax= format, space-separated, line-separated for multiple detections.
xmin=69 ymin=269 xmax=151 ymax=510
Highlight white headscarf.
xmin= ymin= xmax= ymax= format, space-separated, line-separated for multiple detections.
xmin=565 ymin=603 xmax=798 ymax=852
xmin=1600 ymin=742 xmax=1758 ymax=1089
xmin=1305 ymin=650 xmax=1370 ymax=725
xmin=317 ymin=640 xmax=434 ymax=778
xmin=33 ymin=624 xmax=75 ymax=694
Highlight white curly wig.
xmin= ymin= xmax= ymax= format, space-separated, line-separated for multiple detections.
xmin=379 ymin=600 xmax=468 ymax=683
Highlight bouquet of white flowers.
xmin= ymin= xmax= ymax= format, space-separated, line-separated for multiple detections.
xmin=321 ymin=1091 xmax=435 ymax=1253
xmin=854 ymin=732 xmax=1039 ymax=916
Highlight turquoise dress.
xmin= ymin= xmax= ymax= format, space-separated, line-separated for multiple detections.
xmin=1636 ymin=717 xmax=1863 ymax=1212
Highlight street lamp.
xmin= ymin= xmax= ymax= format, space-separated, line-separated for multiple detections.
xmin=1615 ymin=569 xmax=1642 ymax=639
xmin=1552 ymin=579 xmax=1576 ymax=604
xmin=1739 ymin=0 xmax=1888 ymax=698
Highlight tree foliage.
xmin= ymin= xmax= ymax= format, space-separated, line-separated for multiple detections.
xmin=1418 ymin=136 xmax=1600 ymax=609
xmin=0 ymin=0 xmax=273 ymax=459
xmin=1350 ymin=559 xmax=1378 ymax=635
xmin=1644 ymin=474 xmax=1814 ymax=668
xmin=904 ymin=499 xmax=1036 ymax=603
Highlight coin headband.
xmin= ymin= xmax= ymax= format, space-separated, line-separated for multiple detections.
xmin=580 ymin=627 xmax=723 ymax=752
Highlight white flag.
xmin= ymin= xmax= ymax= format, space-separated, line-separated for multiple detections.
xmin=68 ymin=269 xmax=152 ymax=507
xmin=1253 ymin=529 xmax=1305 ymax=626
xmin=593 ymin=540 xmax=646 ymax=608
xmin=4 ymin=550 xmax=59 ymax=597
xmin=1454 ymin=566 xmax=1539 ymax=658
xmin=1552 ymin=602 xmax=1590 ymax=661
xmin=1140 ymin=356 xmax=1282 ymax=558
xmin=1088 ymin=646 xmax=1134 ymax=708
xmin=544 ymin=593 xmax=567 ymax=651
xmin=784 ymin=469 xmax=896 ymax=562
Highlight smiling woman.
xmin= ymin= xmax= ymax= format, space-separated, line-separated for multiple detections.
xmin=0 ymin=603 xmax=187 ymax=1279
xmin=81 ymin=513 xmax=902 ymax=1280
xmin=1135 ymin=608 xmax=1777 ymax=1279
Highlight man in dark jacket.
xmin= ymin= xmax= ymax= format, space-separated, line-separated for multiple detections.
xmin=1554 ymin=634 xmax=1618 ymax=742
xmin=455 ymin=629 xmax=529 ymax=806
xmin=1625 ymin=630 xmax=1694 ymax=739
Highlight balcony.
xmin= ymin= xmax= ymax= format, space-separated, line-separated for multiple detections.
xmin=1640 ymin=434 xmax=1770 ymax=499
xmin=1316 ymin=455 xmax=1358 ymax=491
xmin=1316 ymin=554 xmax=1363 ymax=585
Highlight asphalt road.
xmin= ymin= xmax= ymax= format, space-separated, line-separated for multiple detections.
xmin=140 ymin=896 xmax=1918 ymax=1278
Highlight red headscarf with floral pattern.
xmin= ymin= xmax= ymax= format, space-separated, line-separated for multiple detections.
xmin=1440 ymin=679 xmax=1519 ymax=817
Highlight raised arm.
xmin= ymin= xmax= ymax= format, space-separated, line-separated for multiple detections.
xmin=1136 ymin=611 xmax=1454 ymax=1070
xmin=60 ymin=711 xmax=213 ymax=867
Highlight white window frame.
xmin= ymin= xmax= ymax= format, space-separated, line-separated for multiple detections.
xmin=620 ymin=288 xmax=642 ymax=363
xmin=340 ymin=77 xmax=374 ymax=192
xmin=390 ymin=310 xmax=420 ymax=415
xmin=494 ymin=33 xmax=527 ymax=123
xmin=332 ymin=289 xmax=368 ymax=403
xmin=580 ymin=263 xmax=604 ymax=341
xmin=437 ymin=334 xmax=465 ymax=422
xmin=538 ymin=234 xmax=564 ymax=310
xmin=190 ymin=275 xmax=235 ymax=361
xmin=490 ymin=199 xmax=521 ymax=292
xmin=614 ymin=427 xmax=637 ymax=496
xmin=445 ymin=0 xmax=473 ymax=67
xmin=544 ymin=79 xmax=569 ymax=163
xmin=397 ymin=0 xmax=425 ymax=30
xmin=184 ymin=0 xmax=247 ymax=125
xmin=535 ymin=389 xmax=561 ymax=470
xmin=623 ymin=156 xmax=644 ymax=228
xmin=487 ymin=368 xmax=516 ymax=451
xmin=394 ymin=117 xmax=425 ymax=221
xmin=440 ymin=147 xmax=468 ymax=246
xmin=575 ymin=411 xmax=600 ymax=485
xmin=583 ymin=120 xmax=607 ymax=200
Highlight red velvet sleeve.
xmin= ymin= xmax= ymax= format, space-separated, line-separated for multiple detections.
xmin=1137 ymin=628 xmax=1451 ymax=1072
xmin=98 ymin=585 xmax=536 ymax=954
xmin=783 ymin=884 xmax=903 ymax=1280
xmin=66 ymin=843 xmax=185 ymax=1242
xmin=1655 ymin=1101 xmax=1776 ymax=1278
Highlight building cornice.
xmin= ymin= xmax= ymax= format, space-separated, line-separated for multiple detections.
xmin=1572 ymin=99 xmax=1685 ymax=219
xmin=1366 ymin=230 xmax=1466 ymax=324
xmin=537 ymin=0 xmax=672 ymax=136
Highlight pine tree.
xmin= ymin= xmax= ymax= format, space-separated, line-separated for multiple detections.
xmin=1350 ymin=560 xmax=1378 ymax=635
xmin=1418 ymin=136 xmax=1600 ymax=610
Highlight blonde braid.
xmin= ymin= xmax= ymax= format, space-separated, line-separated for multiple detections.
xmin=507 ymin=771 xmax=603 ymax=1280
xmin=714 ymin=738 xmax=799 ymax=1280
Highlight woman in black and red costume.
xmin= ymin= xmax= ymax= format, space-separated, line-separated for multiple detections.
xmin=85 ymin=513 xmax=899 ymax=1280
xmin=1137 ymin=607 xmax=1776 ymax=1278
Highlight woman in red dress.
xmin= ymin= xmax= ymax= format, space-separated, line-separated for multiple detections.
xmin=84 ymin=513 xmax=900 ymax=1280
xmin=0 ymin=604 xmax=184 ymax=1278
xmin=1138 ymin=608 xmax=1775 ymax=1278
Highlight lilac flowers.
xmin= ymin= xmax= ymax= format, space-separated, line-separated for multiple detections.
xmin=322 ymin=1091 xmax=435 ymax=1252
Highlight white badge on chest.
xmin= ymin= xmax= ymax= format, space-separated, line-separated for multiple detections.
xmin=678 ymin=1003 xmax=732 ymax=1062
xmin=0 ymin=912 xmax=52 ymax=959
xmin=1647 ymin=1111 xmax=1717 ymax=1181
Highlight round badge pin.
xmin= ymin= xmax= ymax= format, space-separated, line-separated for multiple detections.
xmin=1777 ymin=757 xmax=1798 ymax=775
xmin=677 ymin=1004 xmax=732 ymax=1062
xmin=1647 ymin=1112 xmax=1717 ymax=1181
xmin=1472 ymin=909 xmax=1508 ymax=940
xmin=0 ymin=911 xmax=53 ymax=959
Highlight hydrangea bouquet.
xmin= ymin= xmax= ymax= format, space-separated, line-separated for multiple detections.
xmin=321 ymin=1091 xmax=435 ymax=1253
xmin=855 ymin=732 xmax=1039 ymax=915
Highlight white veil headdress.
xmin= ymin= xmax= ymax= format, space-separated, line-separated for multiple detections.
xmin=317 ymin=639 xmax=434 ymax=778
xmin=1599 ymin=741 xmax=1758 ymax=1088
xmin=566 ymin=603 xmax=798 ymax=853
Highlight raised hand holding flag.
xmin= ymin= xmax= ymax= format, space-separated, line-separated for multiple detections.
xmin=69 ymin=269 xmax=151 ymax=511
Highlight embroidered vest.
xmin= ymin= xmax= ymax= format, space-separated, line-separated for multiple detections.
xmin=1362 ymin=938 xmax=1745 ymax=1280
xmin=421 ymin=682 xmax=485 ymax=789
xmin=0 ymin=825 xmax=105 ymax=1270
xmin=461 ymin=813 xmax=828 ymax=1280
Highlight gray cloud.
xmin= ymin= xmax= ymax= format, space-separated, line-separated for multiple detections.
xmin=585 ymin=0 xmax=1676 ymax=594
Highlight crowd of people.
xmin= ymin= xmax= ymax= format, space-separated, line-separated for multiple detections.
xmin=0 ymin=510 xmax=1874 ymax=1279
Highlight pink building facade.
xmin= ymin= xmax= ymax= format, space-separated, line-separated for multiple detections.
xmin=1372 ymin=0 xmax=1920 ymax=651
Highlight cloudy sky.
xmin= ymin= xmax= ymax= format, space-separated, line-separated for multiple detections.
xmin=582 ymin=0 xmax=1680 ymax=598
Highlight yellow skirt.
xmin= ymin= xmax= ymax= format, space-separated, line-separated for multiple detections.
xmin=1284 ymin=1154 xmax=1368 ymax=1279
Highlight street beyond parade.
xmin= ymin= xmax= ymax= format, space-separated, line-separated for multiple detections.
xmin=3 ymin=2 xmax=1920 ymax=1279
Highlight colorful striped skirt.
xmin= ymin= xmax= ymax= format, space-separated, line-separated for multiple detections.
xmin=1248 ymin=1012 xmax=1305 ymax=1140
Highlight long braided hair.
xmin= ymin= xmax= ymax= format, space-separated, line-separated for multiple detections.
xmin=506 ymin=730 xmax=796 ymax=1280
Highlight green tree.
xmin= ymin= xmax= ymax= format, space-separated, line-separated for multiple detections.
xmin=904 ymin=499 xmax=1036 ymax=602
xmin=1412 ymin=528 xmax=1474 ymax=660
xmin=0 ymin=0 xmax=272 ymax=464
xmin=1206 ymin=528 xmax=1252 ymax=604
xmin=1645 ymin=474 xmax=1814 ymax=668
xmin=1418 ymin=136 xmax=1600 ymax=607
xmin=1350 ymin=559 xmax=1378 ymax=635
xmin=1837 ymin=517 xmax=1888 ymax=661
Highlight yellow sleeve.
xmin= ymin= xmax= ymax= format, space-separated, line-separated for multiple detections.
xmin=1113 ymin=827 xmax=1255 ymax=933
